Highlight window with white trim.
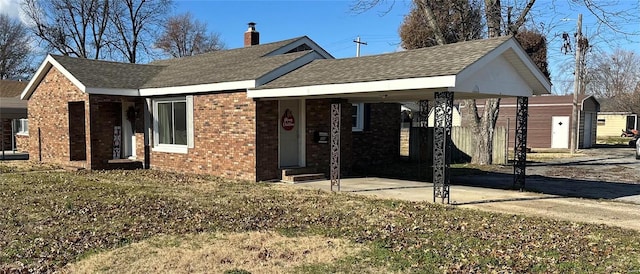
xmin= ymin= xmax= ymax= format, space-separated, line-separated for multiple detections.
xmin=153 ymin=96 xmax=193 ymax=153
xmin=14 ymin=119 xmax=28 ymax=135
xmin=352 ymin=103 xmax=364 ymax=131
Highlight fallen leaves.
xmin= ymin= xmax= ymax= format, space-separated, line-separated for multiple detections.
xmin=0 ymin=169 xmax=639 ymax=273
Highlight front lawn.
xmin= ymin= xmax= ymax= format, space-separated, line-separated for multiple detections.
xmin=1 ymin=166 xmax=639 ymax=273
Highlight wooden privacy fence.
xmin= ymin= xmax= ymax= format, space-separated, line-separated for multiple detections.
xmin=450 ymin=126 xmax=507 ymax=165
xmin=406 ymin=126 xmax=508 ymax=165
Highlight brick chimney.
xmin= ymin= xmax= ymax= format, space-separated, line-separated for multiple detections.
xmin=244 ymin=22 xmax=259 ymax=47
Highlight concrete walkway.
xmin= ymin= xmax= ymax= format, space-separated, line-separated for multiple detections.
xmin=294 ymin=177 xmax=640 ymax=231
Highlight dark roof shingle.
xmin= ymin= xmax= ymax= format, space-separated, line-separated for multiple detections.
xmin=51 ymin=55 xmax=164 ymax=89
xmin=259 ymin=36 xmax=511 ymax=89
xmin=0 ymin=80 xmax=28 ymax=97
xmin=50 ymin=37 xmax=308 ymax=90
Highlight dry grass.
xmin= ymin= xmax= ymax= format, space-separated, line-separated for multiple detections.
xmin=597 ymin=136 xmax=634 ymax=146
xmin=0 ymin=160 xmax=61 ymax=173
xmin=2 ymin=165 xmax=640 ymax=273
xmin=65 ymin=231 xmax=365 ymax=274
xmin=526 ymin=152 xmax=585 ymax=160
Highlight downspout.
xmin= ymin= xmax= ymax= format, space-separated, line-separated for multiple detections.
xmin=143 ymin=98 xmax=151 ymax=169
xmin=11 ymin=119 xmax=15 ymax=152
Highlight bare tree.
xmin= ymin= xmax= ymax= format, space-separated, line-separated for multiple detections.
xmin=109 ymin=0 xmax=172 ymax=63
xmin=399 ymin=0 xmax=483 ymax=49
xmin=586 ymin=49 xmax=640 ymax=114
xmin=22 ymin=0 xmax=111 ymax=59
xmin=394 ymin=0 xmax=537 ymax=164
xmin=0 ymin=14 xmax=33 ymax=79
xmin=155 ymin=12 xmax=224 ymax=58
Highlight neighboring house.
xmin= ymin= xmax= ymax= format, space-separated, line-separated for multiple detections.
xmin=0 ymin=80 xmax=28 ymax=152
xmin=596 ymin=112 xmax=637 ymax=137
xmin=463 ymin=95 xmax=600 ymax=149
xmin=21 ymin=25 xmax=550 ymax=181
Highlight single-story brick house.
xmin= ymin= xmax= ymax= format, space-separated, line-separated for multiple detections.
xmin=0 ymin=79 xmax=28 ymax=152
xmin=21 ymin=25 xmax=550 ymax=182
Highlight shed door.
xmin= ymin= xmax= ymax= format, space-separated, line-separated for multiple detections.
xmin=551 ymin=116 xmax=570 ymax=149
xmin=627 ymin=115 xmax=637 ymax=130
xmin=583 ymin=113 xmax=593 ymax=148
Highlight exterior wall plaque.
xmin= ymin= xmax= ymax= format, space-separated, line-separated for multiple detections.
xmin=281 ymin=108 xmax=295 ymax=131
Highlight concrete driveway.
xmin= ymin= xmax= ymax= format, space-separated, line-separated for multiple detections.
xmin=292 ymin=147 xmax=640 ymax=231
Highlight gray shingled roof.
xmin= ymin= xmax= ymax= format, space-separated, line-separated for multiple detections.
xmin=51 ymin=55 xmax=164 ymax=89
xmin=259 ymin=36 xmax=512 ymax=89
xmin=50 ymin=37 xmax=308 ymax=89
xmin=0 ymin=80 xmax=28 ymax=97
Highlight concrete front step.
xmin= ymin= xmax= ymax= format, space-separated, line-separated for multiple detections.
xmin=282 ymin=167 xmax=318 ymax=176
xmin=282 ymin=173 xmax=326 ymax=183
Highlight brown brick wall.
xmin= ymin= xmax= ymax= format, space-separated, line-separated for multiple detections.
xmin=352 ymin=103 xmax=401 ymax=170
xmin=304 ymin=99 xmax=352 ymax=176
xmin=27 ymin=67 xmax=91 ymax=168
xmin=26 ymin=67 xmax=399 ymax=180
xmin=15 ymin=134 xmax=29 ymax=152
xmin=150 ymin=92 xmax=257 ymax=181
xmin=256 ymin=100 xmax=279 ymax=181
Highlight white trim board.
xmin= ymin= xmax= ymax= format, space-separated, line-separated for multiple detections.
xmin=248 ymin=76 xmax=456 ymax=99
xmin=21 ymin=55 xmax=87 ymax=100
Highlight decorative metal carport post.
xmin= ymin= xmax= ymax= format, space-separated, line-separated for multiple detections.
xmin=513 ymin=96 xmax=529 ymax=190
xmin=433 ymin=92 xmax=453 ymax=204
xmin=418 ymin=100 xmax=429 ymax=128
xmin=418 ymin=100 xmax=429 ymax=181
xmin=330 ymin=103 xmax=341 ymax=191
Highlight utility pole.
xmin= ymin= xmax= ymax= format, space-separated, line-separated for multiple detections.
xmin=570 ymin=14 xmax=582 ymax=154
xmin=353 ymin=36 xmax=367 ymax=57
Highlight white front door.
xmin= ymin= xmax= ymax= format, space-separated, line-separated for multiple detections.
xmin=279 ymin=99 xmax=305 ymax=167
xmin=122 ymin=102 xmax=136 ymax=159
xmin=551 ymin=116 xmax=570 ymax=149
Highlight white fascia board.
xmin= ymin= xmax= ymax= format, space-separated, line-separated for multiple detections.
xmin=256 ymin=51 xmax=324 ymax=87
xmin=248 ymin=75 xmax=456 ymax=99
xmin=505 ymin=39 xmax=552 ymax=93
xmin=21 ymin=55 xmax=87 ymax=100
xmin=86 ymin=87 xmax=140 ymax=96
xmin=139 ymin=80 xmax=256 ymax=96
xmin=499 ymin=103 xmax=573 ymax=108
xmin=454 ymin=88 xmax=532 ymax=98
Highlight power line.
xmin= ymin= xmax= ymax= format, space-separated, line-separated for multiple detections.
xmin=353 ymin=36 xmax=367 ymax=57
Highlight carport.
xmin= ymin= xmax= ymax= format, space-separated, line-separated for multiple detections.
xmin=249 ymin=36 xmax=551 ymax=203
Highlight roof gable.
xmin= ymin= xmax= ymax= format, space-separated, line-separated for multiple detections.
xmin=250 ymin=36 xmax=551 ymax=100
xmin=259 ymin=37 xmax=511 ymax=90
xmin=21 ymin=36 xmax=331 ymax=99
xmin=52 ymin=55 xmax=165 ymax=89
